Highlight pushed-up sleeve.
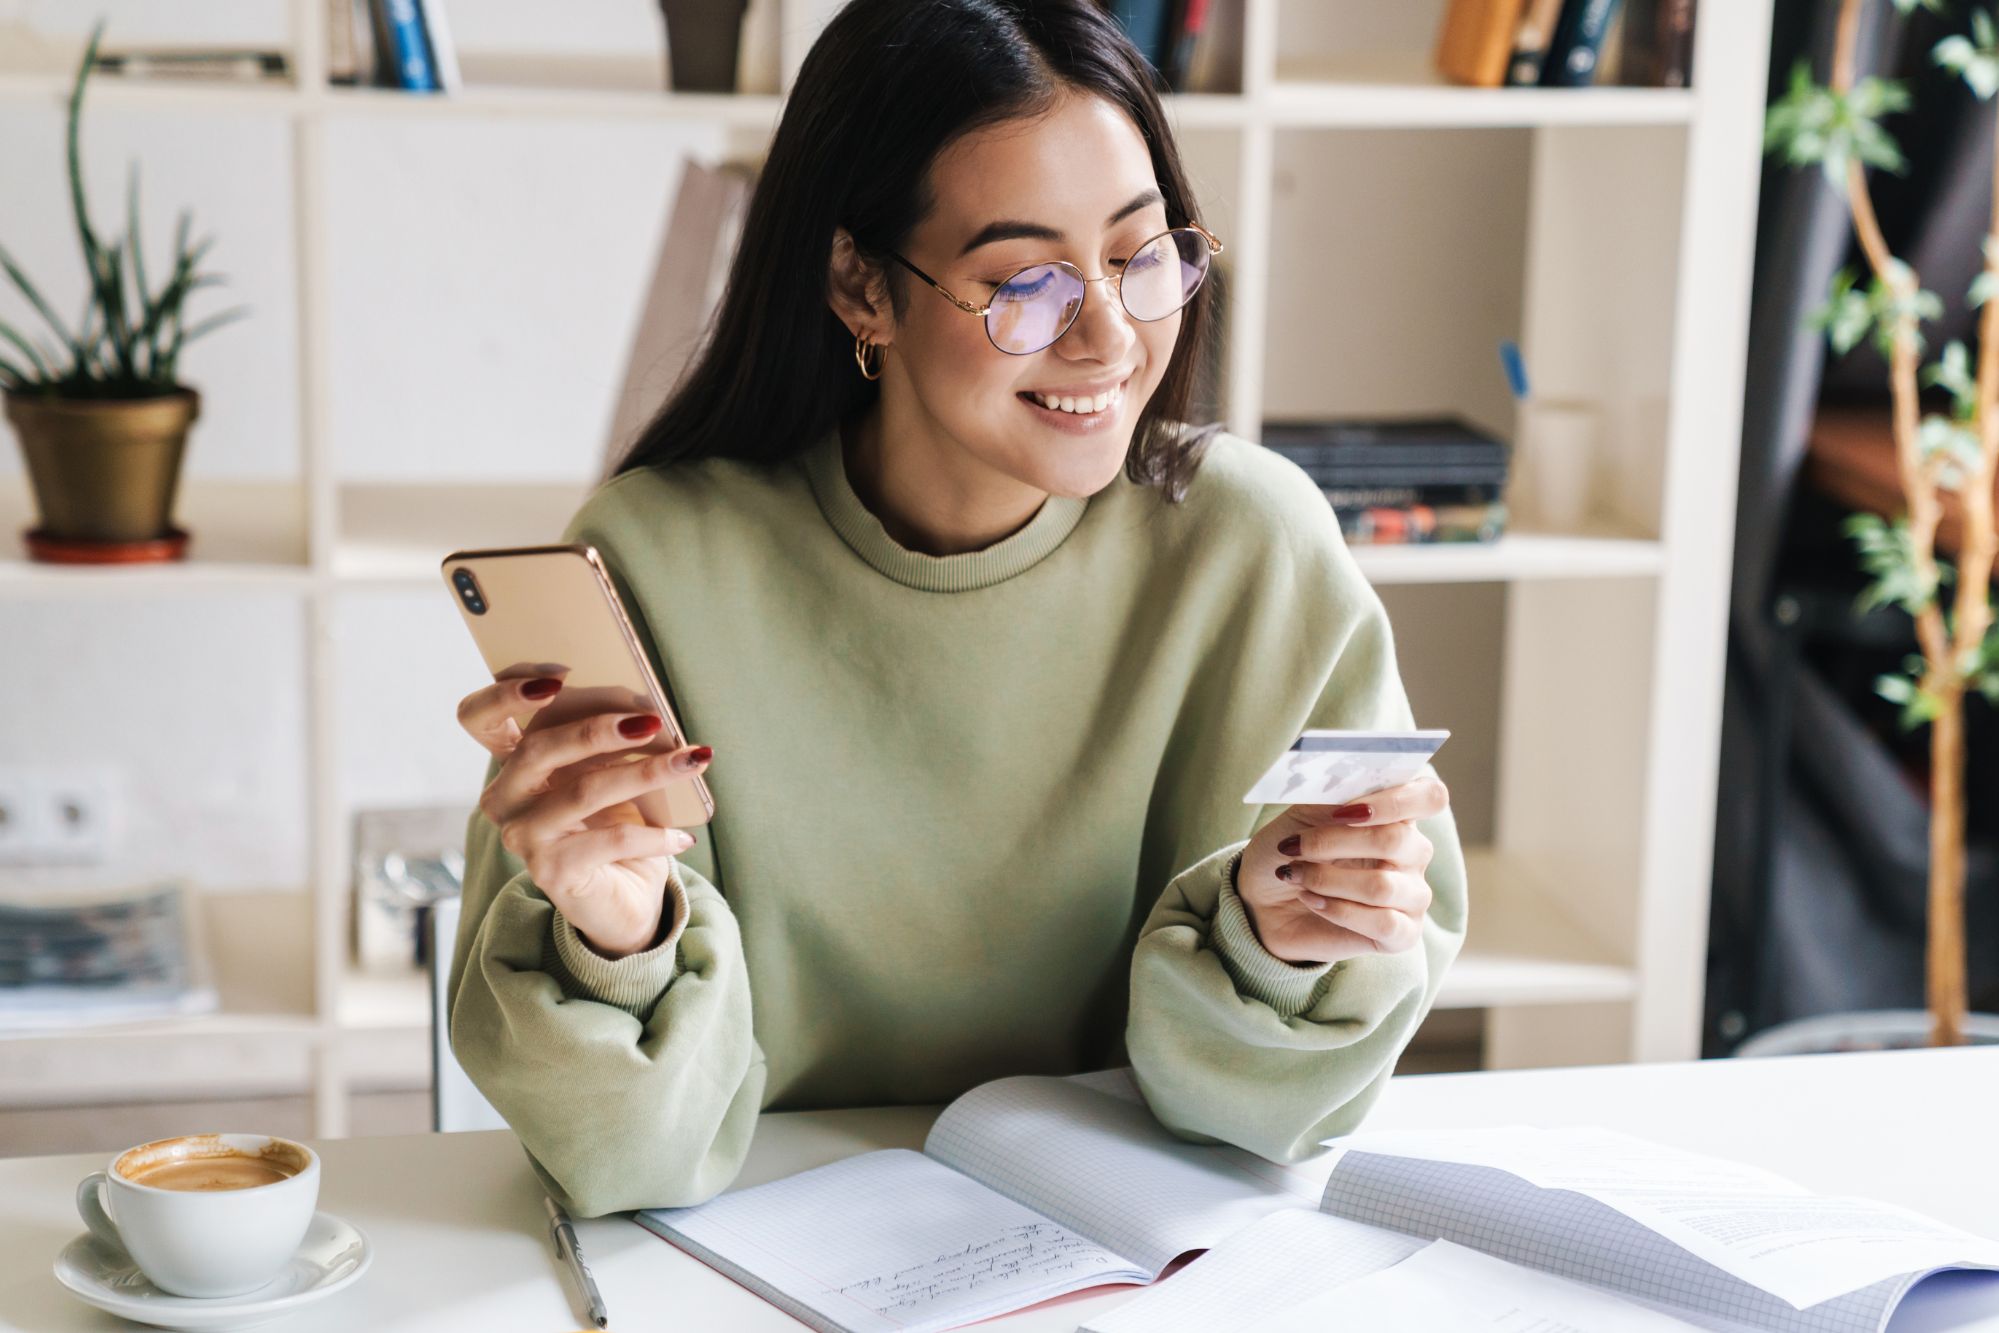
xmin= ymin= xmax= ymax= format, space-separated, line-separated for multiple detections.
xmin=1126 ymin=521 xmax=1469 ymax=1165
xmin=446 ymin=780 xmax=767 ymax=1216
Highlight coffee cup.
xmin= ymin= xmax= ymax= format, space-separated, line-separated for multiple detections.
xmin=75 ymin=1133 xmax=320 ymax=1298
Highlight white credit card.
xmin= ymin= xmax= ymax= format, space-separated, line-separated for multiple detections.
xmin=1242 ymin=729 xmax=1450 ymax=806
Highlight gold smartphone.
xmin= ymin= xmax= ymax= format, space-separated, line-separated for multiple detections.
xmin=441 ymin=543 xmax=715 ymax=829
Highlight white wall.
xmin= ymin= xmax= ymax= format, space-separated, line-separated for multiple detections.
xmin=0 ymin=0 xmax=1528 ymax=893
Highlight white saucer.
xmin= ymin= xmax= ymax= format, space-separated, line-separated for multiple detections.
xmin=53 ymin=1209 xmax=372 ymax=1331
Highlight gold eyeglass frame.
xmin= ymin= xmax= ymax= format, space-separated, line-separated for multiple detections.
xmin=887 ymin=222 xmax=1225 ymax=356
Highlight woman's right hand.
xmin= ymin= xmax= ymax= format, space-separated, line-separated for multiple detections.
xmin=457 ymin=675 xmax=713 ymax=959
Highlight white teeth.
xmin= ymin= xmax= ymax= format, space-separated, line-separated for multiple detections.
xmin=1032 ymin=381 xmax=1124 ymax=414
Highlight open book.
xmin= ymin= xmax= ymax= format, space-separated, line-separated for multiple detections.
xmin=636 ymin=1070 xmax=1999 ymax=1333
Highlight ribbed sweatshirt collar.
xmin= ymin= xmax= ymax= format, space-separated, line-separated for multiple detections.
xmin=800 ymin=423 xmax=1089 ymax=593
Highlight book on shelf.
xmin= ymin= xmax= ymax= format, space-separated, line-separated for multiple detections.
xmin=1617 ymin=0 xmax=1696 ymax=88
xmin=1541 ymin=0 xmax=1626 ymax=86
xmin=1263 ymin=416 xmax=1511 ymax=546
xmin=601 ymin=156 xmax=761 ymax=482
xmin=1337 ymin=499 xmax=1508 ymax=546
xmin=1102 ymin=0 xmax=1223 ymax=93
xmin=637 ymin=1068 xmax=1999 ymax=1333
xmin=351 ymin=0 xmax=457 ymax=93
xmin=1435 ymin=0 xmax=1529 ymax=88
xmin=1504 ymin=0 xmax=1566 ymax=86
xmin=92 ymin=50 xmax=289 ymax=82
xmin=0 ymin=881 xmax=217 ymax=1031
xmin=1260 ymin=416 xmax=1512 ymax=484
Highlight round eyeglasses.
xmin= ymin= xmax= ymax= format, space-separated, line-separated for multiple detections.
xmin=887 ymin=223 xmax=1224 ymax=356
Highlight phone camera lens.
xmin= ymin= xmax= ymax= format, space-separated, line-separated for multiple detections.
xmin=452 ymin=568 xmax=488 ymax=616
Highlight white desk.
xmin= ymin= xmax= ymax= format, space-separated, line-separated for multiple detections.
xmin=3 ymin=1047 xmax=1995 ymax=1332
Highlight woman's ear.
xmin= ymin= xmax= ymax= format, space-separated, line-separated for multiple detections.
xmin=827 ymin=226 xmax=893 ymax=346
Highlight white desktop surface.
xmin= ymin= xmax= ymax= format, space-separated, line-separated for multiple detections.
xmin=3 ymin=1047 xmax=1994 ymax=1332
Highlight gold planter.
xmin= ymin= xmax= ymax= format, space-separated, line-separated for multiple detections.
xmin=3 ymin=388 xmax=200 ymax=548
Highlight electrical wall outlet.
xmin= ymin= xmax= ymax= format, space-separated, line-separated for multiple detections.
xmin=0 ymin=765 xmax=126 ymax=866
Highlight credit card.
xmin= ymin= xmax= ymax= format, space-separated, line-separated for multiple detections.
xmin=1242 ymin=729 xmax=1450 ymax=806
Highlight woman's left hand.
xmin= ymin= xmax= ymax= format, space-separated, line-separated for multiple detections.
xmin=1235 ymin=777 xmax=1450 ymax=965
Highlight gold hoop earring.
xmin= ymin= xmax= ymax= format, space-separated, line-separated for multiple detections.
xmin=854 ymin=331 xmax=885 ymax=381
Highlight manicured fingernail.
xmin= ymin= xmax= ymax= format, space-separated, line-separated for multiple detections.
xmin=670 ymin=830 xmax=696 ymax=853
xmin=521 ymin=677 xmax=562 ymax=700
xmin=1275 ymin=863 xmax=1296 ymax=882
xmin=1277 ymin=834 xmax=1301 ymax=856
xmin=688 ymin=745 xmax=713 ymax=765
xmin=1303 ymin=892 xmax=1327 ymax=908
xmin=618 ymin=714 xmax=663 ymax=739
xmin=671 ymin=744 xmax=713 ymax=773
xmin=1328 ymin=802 xmax=1372 ymax=824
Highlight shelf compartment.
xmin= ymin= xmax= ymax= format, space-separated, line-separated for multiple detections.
xmin=0 ymin=477 xmax=310 ymax=595
xmin=1269 ymin=53 xmax=1697 ymax=128
xmin=0 ymin=889 xmax=319 ymax=1106
xmin=1437 ymin=849 xmax=1637 ymax=1010
xmin=1349 ymin=529 xmax=1663 ymax=585
xmin=335 ymin=481 xmax=589 ymax=584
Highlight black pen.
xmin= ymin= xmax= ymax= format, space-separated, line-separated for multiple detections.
xmin=544 ymin=1195 xmax=609 ymax=1330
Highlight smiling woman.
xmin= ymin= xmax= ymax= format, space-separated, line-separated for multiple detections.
xmin=443 ymin=0 xmax=1467 ymax=1220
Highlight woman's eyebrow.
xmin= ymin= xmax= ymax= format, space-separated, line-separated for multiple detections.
xmin=955 ymin=187 xmax=1165 ymax=257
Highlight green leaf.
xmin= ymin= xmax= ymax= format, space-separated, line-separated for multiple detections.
xmin=1919 ymin=412 xmax=1983 ymax=487
xmin=1871 ymin=262 xmax=1944 ymax=360
xmin=1924 ymin=340 xmax=1979 ymax=416
xmin=1971 ymin=271 xmax=1999 ymax=307
xmin=1936 ymin=12 xmax=1999 ymax=99
xmin=1876 ymin=672 xmax=1916 ymax=704
xmin=174 ymin=305 xmax=249 ymax=348
xmin=0 ymin=241 xmax=84 ymax=363
xmin=1845 ymin=511 xmax=1944 ymax=614
xmin=0 ymin=318 xmax=53 ymax=384
xmin=1903 ymin=686 xmax=1948 ymax=729
xmin=1892 ymin=0 xmax=1949 ymax=12
xmin=1765 ymin=62 xmax=1912 ymax=186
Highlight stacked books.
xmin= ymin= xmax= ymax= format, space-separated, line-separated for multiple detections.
xmin=0 ymin=882 xmax=216 ymax=1031
xmin=1262 ymin=416 xmax=1510 ymax=546
xmin=1436 ymin=0 xmax=1695 ymax=89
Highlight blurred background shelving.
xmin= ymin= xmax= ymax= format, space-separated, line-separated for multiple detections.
xmin=0 ymin=0 xmax=1771 ymax=1134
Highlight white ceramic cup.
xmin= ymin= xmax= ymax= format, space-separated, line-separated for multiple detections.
xmin=75 ymin=1133 xmax=320 ymax=1298
xmin=1514 ymin=397 xmax=1600 ymax=529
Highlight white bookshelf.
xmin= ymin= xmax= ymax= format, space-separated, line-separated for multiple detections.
xmin=0 ymin=0 xmax=1772 ymax=1131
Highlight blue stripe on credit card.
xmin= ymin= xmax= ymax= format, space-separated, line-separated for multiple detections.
xmin=1291 ymin=732 xmax=1447 ymax=753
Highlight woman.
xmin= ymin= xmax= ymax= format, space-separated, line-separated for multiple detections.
xmin=446 ymin=0 xmax=1466 ymax=1218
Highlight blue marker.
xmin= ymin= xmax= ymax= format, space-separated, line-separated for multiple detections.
xmin=1499 ymin=339 xmax=1530 ymax=401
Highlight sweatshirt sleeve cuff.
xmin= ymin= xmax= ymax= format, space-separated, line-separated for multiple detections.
xmin=544 ymin=865 xmax=691 ymax=1018
xmin=1210 ymin=851 xmax=1340 ymax=1019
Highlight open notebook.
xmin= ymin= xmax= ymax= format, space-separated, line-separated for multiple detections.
xmin=636 ymin=1070 xmax=1999 ymax=1333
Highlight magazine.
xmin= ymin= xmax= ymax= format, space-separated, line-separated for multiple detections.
xmin=0 ymin=881 xmax=217 ymax=1030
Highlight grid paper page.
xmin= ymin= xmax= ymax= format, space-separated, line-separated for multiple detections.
xmin=636 ymin=1148 xmax=1144 ymax=1333
xmin=1080 ymin=1205 xmax=1427 ymax=1332
xmin=925 ymin=1075 xmax=1300 ymax=1275
xmin=1323 ymin=1151 xmax=1925 ymax=1333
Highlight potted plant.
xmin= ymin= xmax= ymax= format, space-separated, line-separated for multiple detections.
xmin=1755 ymin=0 xmax=1999 ymax=1052
xmin=0 ymin=21 xmax=243 ymax=564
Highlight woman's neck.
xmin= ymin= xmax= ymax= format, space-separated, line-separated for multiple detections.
xmin=840 ymin=403 xmax=1049 ymax=556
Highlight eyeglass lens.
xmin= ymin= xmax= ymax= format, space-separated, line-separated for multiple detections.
xmin=985 ymin=229 xmax=1211 ymax=355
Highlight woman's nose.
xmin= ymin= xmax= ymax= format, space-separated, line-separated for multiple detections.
xmin=1059 ymin=275 xmax=1137 ymax=361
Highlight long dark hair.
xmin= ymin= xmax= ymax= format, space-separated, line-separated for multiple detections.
xmin=613 ymin=0 xmax=1221 ymax=500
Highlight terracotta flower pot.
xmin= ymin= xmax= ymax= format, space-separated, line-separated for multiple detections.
xmin=3 ymin=388 xmax=200 ymax=556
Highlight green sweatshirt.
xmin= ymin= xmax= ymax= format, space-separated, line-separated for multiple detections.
xmin=446 ymin=422 xmax=1468 ymax=1218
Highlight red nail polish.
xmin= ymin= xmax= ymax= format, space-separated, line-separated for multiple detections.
xmin=618 ymin=714 xmax=663 ymax=739
xmin=1328 ymin=802 xmax=1372 ymax=824
xmin=1277 ymin=834 xmax=1301 ymax=856
xmin=688 ymin=745 xmax=713 ymax=764
xmin=1275 ymin=863 xmax=1296 ymax=882
xmin=521 ymin=677 xmax=562 ymax=700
